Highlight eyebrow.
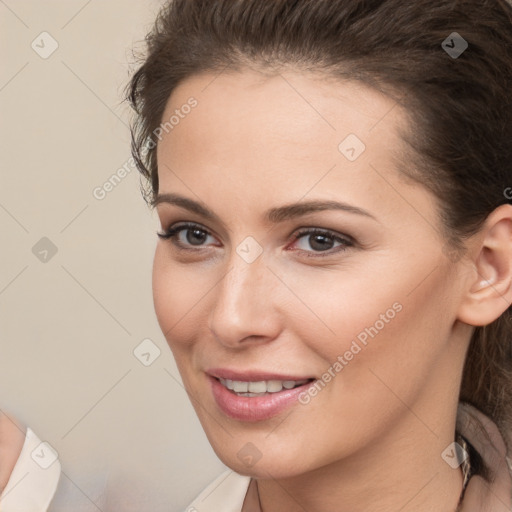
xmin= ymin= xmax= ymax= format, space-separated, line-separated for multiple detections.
xmin=151 ymin=193 xmax=378 ymax=224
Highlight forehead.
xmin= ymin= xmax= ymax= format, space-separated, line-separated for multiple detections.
xmin=159 ymin=68 xmax=406 ymax=155
xmin=157 ymin=69 xmax=407 ymax=175
xmin=155 ymin=68 xmax=438 ymax=233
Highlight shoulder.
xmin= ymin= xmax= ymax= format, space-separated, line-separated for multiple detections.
xmin=184 ymin=470 xmax=251 ymax=512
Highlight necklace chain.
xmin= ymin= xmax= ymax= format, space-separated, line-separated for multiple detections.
xmin=456 ymin=433 xmax=472 ymax=505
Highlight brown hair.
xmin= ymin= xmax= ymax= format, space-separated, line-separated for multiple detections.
xmin=125 ymin=0 xmax=512 ymax=466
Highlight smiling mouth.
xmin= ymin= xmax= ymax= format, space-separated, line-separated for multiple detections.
xmin=217 ymin=377 xmax=315 ymax=397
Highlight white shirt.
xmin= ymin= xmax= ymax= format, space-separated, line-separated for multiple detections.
xmin=184 ymin=470 xmax=250 ymax=512
xmin=0 ymin=428 xmax=61 ymax=512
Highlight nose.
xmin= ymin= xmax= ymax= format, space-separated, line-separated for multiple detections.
xmin=208 ymin=249 xmax=282 ymax=349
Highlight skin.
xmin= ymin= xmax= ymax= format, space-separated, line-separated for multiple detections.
xmin=0 ymin=412 xmax=26 ymax=494
xmin=152 ymin=68 xmax=512 ymax=512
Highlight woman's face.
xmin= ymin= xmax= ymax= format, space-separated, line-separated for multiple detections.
xmin=153 ymin=68 xmax=471 ymax=478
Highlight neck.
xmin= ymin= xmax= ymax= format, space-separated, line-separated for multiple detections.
xmin=255 ymin=407 xmax=465 ymax=512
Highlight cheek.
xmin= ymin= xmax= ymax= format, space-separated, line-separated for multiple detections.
xmin=152 ymin=247 xmax=202 ymax=348
xmin=152 ymin=249 xmax=173 ymax=334
xmin=291 ymin=262 xmax=451 ymax=395
xmin=275 ymin=261 xmax=407 ymax=359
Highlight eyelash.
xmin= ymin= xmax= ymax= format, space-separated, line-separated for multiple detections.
xmin=156 ymin=222 xmax=354 ymax=258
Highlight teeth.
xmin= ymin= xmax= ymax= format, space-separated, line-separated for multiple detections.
xmin=218 ymin=378 xmax=310 ymax=395
xmin=233 ymin=381 xmax=248 ymax=393
xmin=248 ymin=381 xmax=267 ymax=393
xmin=267 ymin=380 xmax=284 ymax=392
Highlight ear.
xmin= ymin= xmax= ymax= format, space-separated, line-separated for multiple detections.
xmin=456 ymin=204 xmax=512 ymax=327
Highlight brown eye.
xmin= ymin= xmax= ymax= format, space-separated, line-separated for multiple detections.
xmin=157 ymin=222 xmax=217 ymax=249
xmin=290 ymin=228 xmax=353 ymax=257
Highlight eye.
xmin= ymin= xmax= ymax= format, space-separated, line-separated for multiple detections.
xmin=289 ymin=228 xmax=353 ymax=257
xmin=157 ymin=223 xmax=354 ymax=257
xmin=157 ymin=222 xmax=218 ymax=250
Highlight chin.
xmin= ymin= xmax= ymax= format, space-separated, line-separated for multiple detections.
xmin=222 ymin=455 xmax=309 ymax=479
xmin=204 ymin=431 xmax=318 ymax=479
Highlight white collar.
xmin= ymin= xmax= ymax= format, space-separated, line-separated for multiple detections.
xmin=0 ymin=427 xmax=61 ymax=511
xmin=185 ymin=470 xmax=250 ymax=512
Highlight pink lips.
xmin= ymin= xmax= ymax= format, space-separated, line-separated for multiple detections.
xmin=207 ymin=369 xmax=316 ymax=422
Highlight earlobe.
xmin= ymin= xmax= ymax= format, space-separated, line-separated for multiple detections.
xmin=456 ymin=204 xmax=512 ymax=327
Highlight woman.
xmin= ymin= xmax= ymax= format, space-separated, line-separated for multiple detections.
xmin=126 ymin=0 xmax=512 ymax=510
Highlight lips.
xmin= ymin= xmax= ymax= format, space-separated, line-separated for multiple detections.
xmin=207 ymin=369 xmax=316 ymax=422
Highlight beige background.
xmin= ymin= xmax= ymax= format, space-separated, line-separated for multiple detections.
xmin=0 ymin=1 xmax=226 ymax=510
